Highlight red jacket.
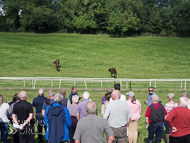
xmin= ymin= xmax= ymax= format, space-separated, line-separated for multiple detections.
xmin=166 ymin=106 xmax=190 ymax=137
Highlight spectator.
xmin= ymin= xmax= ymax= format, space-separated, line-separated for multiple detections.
xmin=101 ymin=92 xmax=111 ymax=117
xmin=60 ymin=90 xmax=70 ymax=107
xmin=32 ymin=88 xmax=47 ymax=143
xmin=145 ymin=87 xmax=156 ymax=106
xmin=164 ymin=93 xmax=178 ymax=143
xmin=166 ymin=97 xmax=190 ymax=143
xmin=76 ymin=91 xmax=90 ymax=120
xmin=12 ymin=91 xmax=35 ymax=143
xmin=109 ymin=84 xmax=126 ymax=102
xmin=145 ymin=95 xmax=167 ymax=143
xmin=74 ymin=101 xmax=114 ymax=143
xmin=0 ymin=94 xmax=10 ymax=143
xmin=8 ymin=93 xmax=18 ymax=106
xmin=104 ymin=90 xmax=132 ymax=143
xmin=126 ymin=92 xmax=142 ymax=143
xmin=67 ymin=95 xmax=79 ymax=143
xmin=69 ymin=86 xmax=81 ymax=104
xmin=42 ymin=90 xmax=55 ymax=117
xmin=101 ymin=87 xmax=112 ymax=104
xmin=8 ymin=93 xmax=20 ymax=143
xmin=44 ymin=93 xmax=71 ymax=143
xmin=181 ymin=92 xmax=190 ymax=109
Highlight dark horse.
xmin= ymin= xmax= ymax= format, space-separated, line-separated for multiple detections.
xmin=109 ymin=68 xmax=117 ymax=78
xmin=54 ymin=59 xmax=60 ymax=72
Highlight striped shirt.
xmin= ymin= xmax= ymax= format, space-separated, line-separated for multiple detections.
xmin=67 ymin=104 xmax=77 ymax=116
xmin=165 ymin=102 xmax=178 ymax=115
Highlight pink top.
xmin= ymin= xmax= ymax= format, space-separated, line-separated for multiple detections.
xmin=126 ymin=99 xmax=142 ymax=120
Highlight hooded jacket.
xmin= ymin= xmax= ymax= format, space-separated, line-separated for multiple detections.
xmin=44 ymin=102 xmax=71 ymax=143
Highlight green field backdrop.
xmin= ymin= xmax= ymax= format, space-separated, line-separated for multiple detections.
xmin=0 ymin=33 xmax=190 ymax=143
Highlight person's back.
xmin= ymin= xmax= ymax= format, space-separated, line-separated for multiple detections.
xmin=14 ymin=100 xmax=33 ymax=123
xmin=33 ymin=96 xmax=47 ymax=113
xmin=74 ymin=101 xmax=114 ymax=143
xmin=167 ymin=106 xmax=190 ymax=137
xmin=75 ymin=115 xmax=112 ymax=142
xmin=104 ymin=99 xmax=131 ymax=128
xmin=126 ymin=99 xmax=141 ymax=120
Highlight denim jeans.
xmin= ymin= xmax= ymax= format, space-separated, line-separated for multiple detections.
xmin=0 ymin=122 xmax=9 ymax=143
xmin=164 ymin=120 xmax=170 ymax=134
xmin=148 ymin=122 xmax=163 ymax=142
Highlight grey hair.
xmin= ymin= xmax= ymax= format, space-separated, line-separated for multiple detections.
xmin=72 ymin=95 xmax=79 ymax=104
xmin=83 ymin=91 xmax=90 ymax=99
xmin=85 ymin=101 xmax=97 ymax=114
xmin=0 ymin=94 xmax=4 ymax=107
xmin=54 ymin=93 xmax=63 ymax=102
xmin=151 ymin=95 xmax=159 ymax=102
xmin=48 ymin=90 xmax=55 ymax=97
xmin=38 ymin=88 xmax=44 ymax=95
xmin=182 ymin=92 xmax=189 ymax=98
xmin=167 ymin=93 xmax=175 ymax=101
xmin=19 ymin=91 xmax=27 ymax=98
xmin=112 ymin=90 xmax=121 ymax=99
xmin=179 ymin=97 xmax=189 ymax=106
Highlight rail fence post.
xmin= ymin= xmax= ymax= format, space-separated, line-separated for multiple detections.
xmin=84 ymin=80 xmax=87 ymax=90
xmin=130 ymin=81 xmax=131 ymax=91
xmin=34 ymin=79 xmax=36 ymax=89
xmin=24 ymin=79 xmax=25 ymax=87
xmin=51 ymin=80 xmax=53 ymax=87
xmin=185 ymin=80 xmax=186 ymax=90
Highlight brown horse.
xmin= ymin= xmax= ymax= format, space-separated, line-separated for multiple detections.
xmin=109 ymin=68 xmax=117 ymax=78
xmin=54 ymin=59 xmax=60 ymax=72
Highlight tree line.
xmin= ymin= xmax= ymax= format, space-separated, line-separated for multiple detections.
xmin=0 ymin=0 xmax=190 ymax=36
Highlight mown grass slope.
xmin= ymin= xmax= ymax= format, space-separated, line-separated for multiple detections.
xmin=0 ymin=33 xmax=190 ymax=78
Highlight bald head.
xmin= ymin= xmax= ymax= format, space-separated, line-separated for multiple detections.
xmin=179 ymin=97 xmax=189 ymax=106
xmin=151 ymin=95 xmax=159 ymax=103
xmin=86 ymin=101 xmax=97 ymax=114
xmin=112 ymin=90 xmax=121 ymax=100
xmin=38 ymin=88 xmax=44 ymax=95
xmin=19 ymin=91 xmax=27 ymax=98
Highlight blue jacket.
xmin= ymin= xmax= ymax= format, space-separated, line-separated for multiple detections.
xmin=44 ymin=102 xmax=71 ymax=142
xmin=146 ymin=92 xmax=156 ymax=106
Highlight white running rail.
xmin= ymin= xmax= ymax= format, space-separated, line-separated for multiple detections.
xmin=0 ymin=77 xmax=189 ymax=90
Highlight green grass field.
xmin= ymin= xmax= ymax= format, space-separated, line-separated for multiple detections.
xmin=0 ymin=33 xmax=190 ymax=143
xmin=0 ymin=33 xmax=190 ymax=78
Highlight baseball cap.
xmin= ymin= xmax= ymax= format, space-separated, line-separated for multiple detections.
xmin=126 ymin=92 xmax=134 ymax=98
xmin=106 ymin=87 xmax=113 ymax=93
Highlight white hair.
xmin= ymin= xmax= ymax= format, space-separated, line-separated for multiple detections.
xmin=38 ymin=88 xmax=44 ymax=95
xmin=86 ymin=101 xmax=97 ymax=114
xmin=48 ymin=90 xmax=55 ymax=97
xmin=19 ymin=91 xmax=27 ymax=98
xmin=83 ymin=91 xmax=90 ymax=99
xmin=151 ymin=95 xmax=159 ymax=102
xmin=182 ymin=92 xmax=189 ymax=98
xmin=167 ymin=93 xmax=175 ymax=101
xmin=179 ymin=97 xmax=189 ymax=106
xmin=112 ymin=90 xmax=121 ymax=99
xmin=72 ymin=95 xmax=79 ymax=103
xmin=54 ymin=93 xmax=63 ymax=102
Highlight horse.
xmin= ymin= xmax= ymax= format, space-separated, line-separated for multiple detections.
xmin=54 ymin=59 xmax=60 ymax=72
xmin=109 ymin=68 xmax=117 ymax=78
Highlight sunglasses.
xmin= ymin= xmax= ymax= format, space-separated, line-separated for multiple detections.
xmin=149 ymin=90 xmax=153 ymax=91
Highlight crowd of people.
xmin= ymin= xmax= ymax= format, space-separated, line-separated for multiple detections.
xmin=0 ymin=85 xmax=190 ymax=143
